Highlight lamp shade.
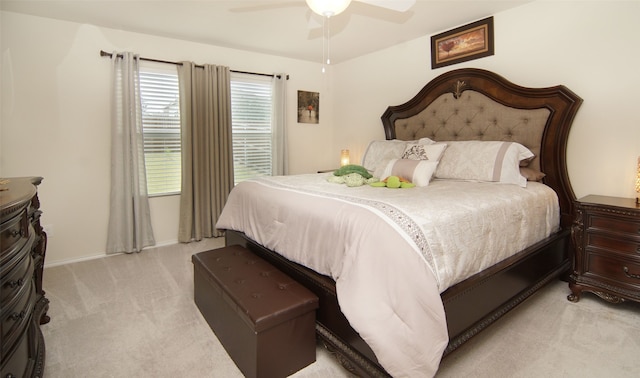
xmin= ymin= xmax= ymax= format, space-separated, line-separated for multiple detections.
xmin=340 ymin=149 xmax=350 ymax=167
xmin=306 ymin=0 xmax=352 ymax=16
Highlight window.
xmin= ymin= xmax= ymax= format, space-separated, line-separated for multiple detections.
xmin=140 ymin=62 xmax=181 ymax=196
xmin=230 ymin=73 xmax=274 ymax=185
xmin=140 ymin=66 xmax=275 ymax=195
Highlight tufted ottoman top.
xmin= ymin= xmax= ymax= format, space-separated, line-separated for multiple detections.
xmin=192 ymin=245 xmax=319 ymax=332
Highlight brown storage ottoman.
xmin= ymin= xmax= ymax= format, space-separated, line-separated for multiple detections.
xmin=193 ymin=245 xmax=319 ymax=378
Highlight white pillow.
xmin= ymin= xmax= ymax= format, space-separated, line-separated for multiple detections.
xmin=435 ymin=141 xmax=533 ymax=187
xmin=418 ymin=137 xmax=436 ymax=145
xmin=381 ymin=159 xmax=439 ymax=187
xmin=401 ymin=143 xmax=447 ymax=161
xmin=362 ymin=139 xmax=410 ymax=178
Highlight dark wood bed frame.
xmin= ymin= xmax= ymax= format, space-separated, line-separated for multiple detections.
xmin=225 ymin=68 xmax=583 ymax=376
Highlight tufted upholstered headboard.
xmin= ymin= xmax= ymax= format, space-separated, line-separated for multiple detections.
xmin=381 ymin=68 xmax=582 ymax=228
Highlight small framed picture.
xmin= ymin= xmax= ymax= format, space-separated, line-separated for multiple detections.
xmin=431 ymin=16 xmax=494 ymax=69
xmin=297 ymin=90 xmax=319 ymax=124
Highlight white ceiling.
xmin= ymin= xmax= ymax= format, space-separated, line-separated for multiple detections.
xmin=1 ymin=0 xmax=532 ymax=64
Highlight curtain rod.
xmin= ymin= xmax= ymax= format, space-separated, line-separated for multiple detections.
xmin=100 ymin=50 xmax=288 ymax=80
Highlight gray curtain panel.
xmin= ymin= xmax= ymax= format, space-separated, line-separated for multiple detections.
xmin=272 ymin=74 xmax=288 ymax=176
xmin=106 ymin=51 xmax=156 ymax=254
xmin=177 ymin=62 xmax=234 ymax=242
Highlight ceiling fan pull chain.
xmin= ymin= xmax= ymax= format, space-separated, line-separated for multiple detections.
xmin=322 ymin=16 xmax=326 ymax=73
xmin=326 ymin=15 xmax=331 ymax=66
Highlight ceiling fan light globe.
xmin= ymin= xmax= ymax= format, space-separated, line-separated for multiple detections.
xmin=306 ymin=0 xmax=353 ymax=17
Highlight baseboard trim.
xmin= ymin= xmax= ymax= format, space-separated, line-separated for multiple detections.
xmin=44 ymin=239 xmax=180 ymax=268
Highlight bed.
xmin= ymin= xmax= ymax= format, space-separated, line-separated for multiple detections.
xmin=217 ymin=68 xmax=582 ymax=377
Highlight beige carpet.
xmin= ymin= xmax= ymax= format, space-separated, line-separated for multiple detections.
xmin=41 ymin=239 xmax=640 ymax=377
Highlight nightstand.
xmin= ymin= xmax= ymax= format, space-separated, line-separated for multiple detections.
xmin=568 ymin=195 xmax=640 ymax=304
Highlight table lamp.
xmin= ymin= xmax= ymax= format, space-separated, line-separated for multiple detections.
xmin=340 ymin=150 xmax=350 ymax=167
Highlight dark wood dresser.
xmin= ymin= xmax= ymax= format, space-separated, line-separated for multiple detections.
xmin=568 ymin=195 xmax=640 ymax=304
xmin=1 ymin=177 xmax=49 ymax=378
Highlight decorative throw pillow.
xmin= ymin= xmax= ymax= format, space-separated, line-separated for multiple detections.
xmin=401 ymin=144 xmax=429 ymax=160
xmin=520 ymin=167 xmax=546 ymax=181
xmin=434 ymin=141 xmax=534 ymax=187
xmin=418 ymin=137 xmax=436 ymax=145
xmin=401 ymin=143 xmax=447 ymax=161
xmin=520 ymin=155 xmax=535 ymax=167
xmin=362 ymin=140 xmax=410 ymax=178
xmin=381 ymin=159 xmax=439 ymax=187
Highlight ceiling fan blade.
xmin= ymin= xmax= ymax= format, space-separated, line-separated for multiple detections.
xmin=229 ymin=1 xmax=303 ymax=13
xmin=307 ymin=13 xmax=323 ymax=30
xmin=355 ymin=0 xmax=415 ymax=12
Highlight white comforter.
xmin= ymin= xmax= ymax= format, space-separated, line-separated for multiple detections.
xmin=216 ymin=173 xmax=560 ymax=377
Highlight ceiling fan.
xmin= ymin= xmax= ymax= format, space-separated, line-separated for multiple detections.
xmin=232 ymin=1 xmax=416 ymax=71
xmin=305 ymin=0 xmax=415 ymax=16
xmin=304 ymin=1 xmax=415 ymax=71
xmin=231 ymin=0 xmax=415 ymax=15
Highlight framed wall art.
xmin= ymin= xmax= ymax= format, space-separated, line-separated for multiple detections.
xmin=431 ymin=16 xmax=494 ymax=69
xmin=297 ymin=90 xmax=319 ymax=124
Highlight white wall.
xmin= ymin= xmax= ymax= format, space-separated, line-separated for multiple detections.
xmin=0 ymin=11 xmax=335 ymax=265
xmin=334 ymin=0 xmax=640 ymax=200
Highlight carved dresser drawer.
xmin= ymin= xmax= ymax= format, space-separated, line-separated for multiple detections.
xmin=569 ymin=195 xmax=640 ymax=304
xmin=587 ymin=233 xmax=640 ymax=256
xmin=0 ymin=207 xmax=30 ymax=262
xmin=1 ymin=246 xmax=34 ymax=305
xmin=1 ymin=276 xmax=35 ymax=353
xmin=586 ymin=254 xmax=640 ymax=287
xmin=1 ymin=177 xmax=48 ymax=378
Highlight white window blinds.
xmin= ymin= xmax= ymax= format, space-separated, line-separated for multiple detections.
xmin=230 ymin=73 xmax=273 ymax=185
xmin=139 ymin=66 xmax=274 ymax=194
xmin=140 ymin=62 xmax=181 ymax=196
